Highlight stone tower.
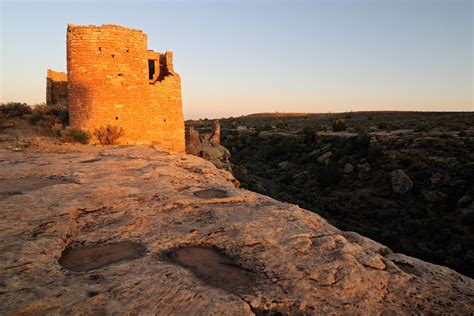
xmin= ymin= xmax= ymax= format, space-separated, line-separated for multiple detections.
xmin=65 ymin=24 xmax=185 ymax=152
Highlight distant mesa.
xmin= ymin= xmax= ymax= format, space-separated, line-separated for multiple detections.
xmin=47 ymin=24 xmax=185 ymax=152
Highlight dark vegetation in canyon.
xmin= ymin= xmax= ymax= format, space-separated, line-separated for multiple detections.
xmin=189 ymin=111 xmax=474 ymax=277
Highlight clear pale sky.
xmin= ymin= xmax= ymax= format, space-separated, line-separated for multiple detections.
xmin=1 ymin=0 xmax=473 ymax=119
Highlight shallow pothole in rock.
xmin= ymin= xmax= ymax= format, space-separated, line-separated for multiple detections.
xmin=80 ymin=158 xmax=102 ymax=163
xmin=59 ymin=241 xmax=146 ymax=272
xmin=0 ymin=191 xmax=23 ymax=199
xmin=0 ymin=176 xmax=73 ymax=200
xmin=193 ymin=188 xmax=228 ymax=199
xmin=393 ymin=261 xmax=421 ymax=277
xmin=165 ymin=246 xmax=257 ymax=295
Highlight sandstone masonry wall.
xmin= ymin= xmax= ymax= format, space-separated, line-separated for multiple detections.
xmin=66 ymin=24 xmax=184 ymax=152
xmin=46 ymin=69 xmax=68 ymax=106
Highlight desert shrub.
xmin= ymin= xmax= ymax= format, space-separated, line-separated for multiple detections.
xmin=29 ymin=103 xmax=68 ymax=125
xmin=229 ymin=119 xmax=239 ymax=128
xmin=302 ymin=126 xmax=316 ymax=143
xmin=280 ymin=174 xmax=294 ymax=185
xmin=48 ymin=106 xmax=69 ymax=125
xmin=0 ymin=117 xmax=13 ymax=130
xmin=368 ymin=142 xmax=384 ymax=161
xmin=51 ymin=123 xmax=63 ymax=137
xmin=265 ymin=139 xmax=300 ymax=161
xmin=0 ymin=102 xmax=32 ymax=117
xmin=255 ymin=124 xmax=272 ymax=134
xmin=354 ymin=132 xmax=371 ymax=151
xmin=399 ymin=154 xmax=414 ymax=167
xmin=344 ymin=112 xmax=353 ymax=119
xmin=377 ymin=121 xmax=388 ymax=129
xmin=414 ymin=123 xmax=432 ymax=132
xmin=95 ymin=125 xmax=124 ymax=145
xmin=316 ymin=163 xmax=342 ymax=187
xmin=28 ymin=103 xmax=50 ymax=125
xmin=62 ymin=127 xmax=90 ymax=144
xmin=332 ymin=118 xmax=347 ymax=131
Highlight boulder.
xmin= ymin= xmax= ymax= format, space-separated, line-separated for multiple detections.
xmin=257 ymin=131 xmax=273 ymax=139
xmin=344 ymin=163 xmax=354 ymax=174
xmin=317 ymin=151 xmax=332 ymax=163
xmin=391 ymin=169 xmax=413 ymax=194
xmin=423 ymin=190 xmax=447 ymax=202
xmin=458 ymin=194 xmax=472 ymax=208
xmin=321 ymin=143 xmax=332 ymax=152
xmin=307 ymin=149 xmax=319 ymax=156
xmin=431 ymin=172 xmax=451 ymax=186
xmin=186 ymin=120 xmax=233 ymax=172
xmin=357 ymin=163 xmax=371 ymax=173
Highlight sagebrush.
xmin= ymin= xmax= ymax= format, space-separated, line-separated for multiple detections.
xmin=95 ymin=125 xmax=124 ymax=145
xmin=29 ymin=103 xmax=69 ymax=126
xmin=0 ymin=103 xmax=32 ymax=118
xmin=62 ymin=127 xmax=90 ymax=144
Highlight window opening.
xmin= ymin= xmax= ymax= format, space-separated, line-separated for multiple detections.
xmin=148 ymin=60 xmax=155 ymax=80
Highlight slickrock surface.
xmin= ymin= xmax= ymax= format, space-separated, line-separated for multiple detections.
xmin=1 ymin=143 xmax=473 ymax=315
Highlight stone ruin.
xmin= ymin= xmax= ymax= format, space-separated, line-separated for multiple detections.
xmin=46 ymin=69 xmax=68 ymax=106
xmin=47 ymin=24 xmax=185 ymax=152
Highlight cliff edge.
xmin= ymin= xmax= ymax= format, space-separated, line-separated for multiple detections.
xmin=0 ymin=141 xmax=473 ymax=314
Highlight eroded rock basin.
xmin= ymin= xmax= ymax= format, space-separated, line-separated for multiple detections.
xmin=166 ymin=246 xmax=256 ymax=295
xmin=59 ymin=241 xmax=146 ymax=272
xmin=0 ymin=176 xmax=73 ymax=200
xmin=193 ymin=188 xmax=228 ymax=199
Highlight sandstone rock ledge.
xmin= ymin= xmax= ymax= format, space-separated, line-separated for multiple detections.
xmin=0 ymin=145 xmax=473 ymax=315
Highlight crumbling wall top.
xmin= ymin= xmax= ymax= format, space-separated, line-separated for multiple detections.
xmin=67 ymin=23 xmax=146 ymax=36
xmin=47 ymin=69 xmax=67 ymax=82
